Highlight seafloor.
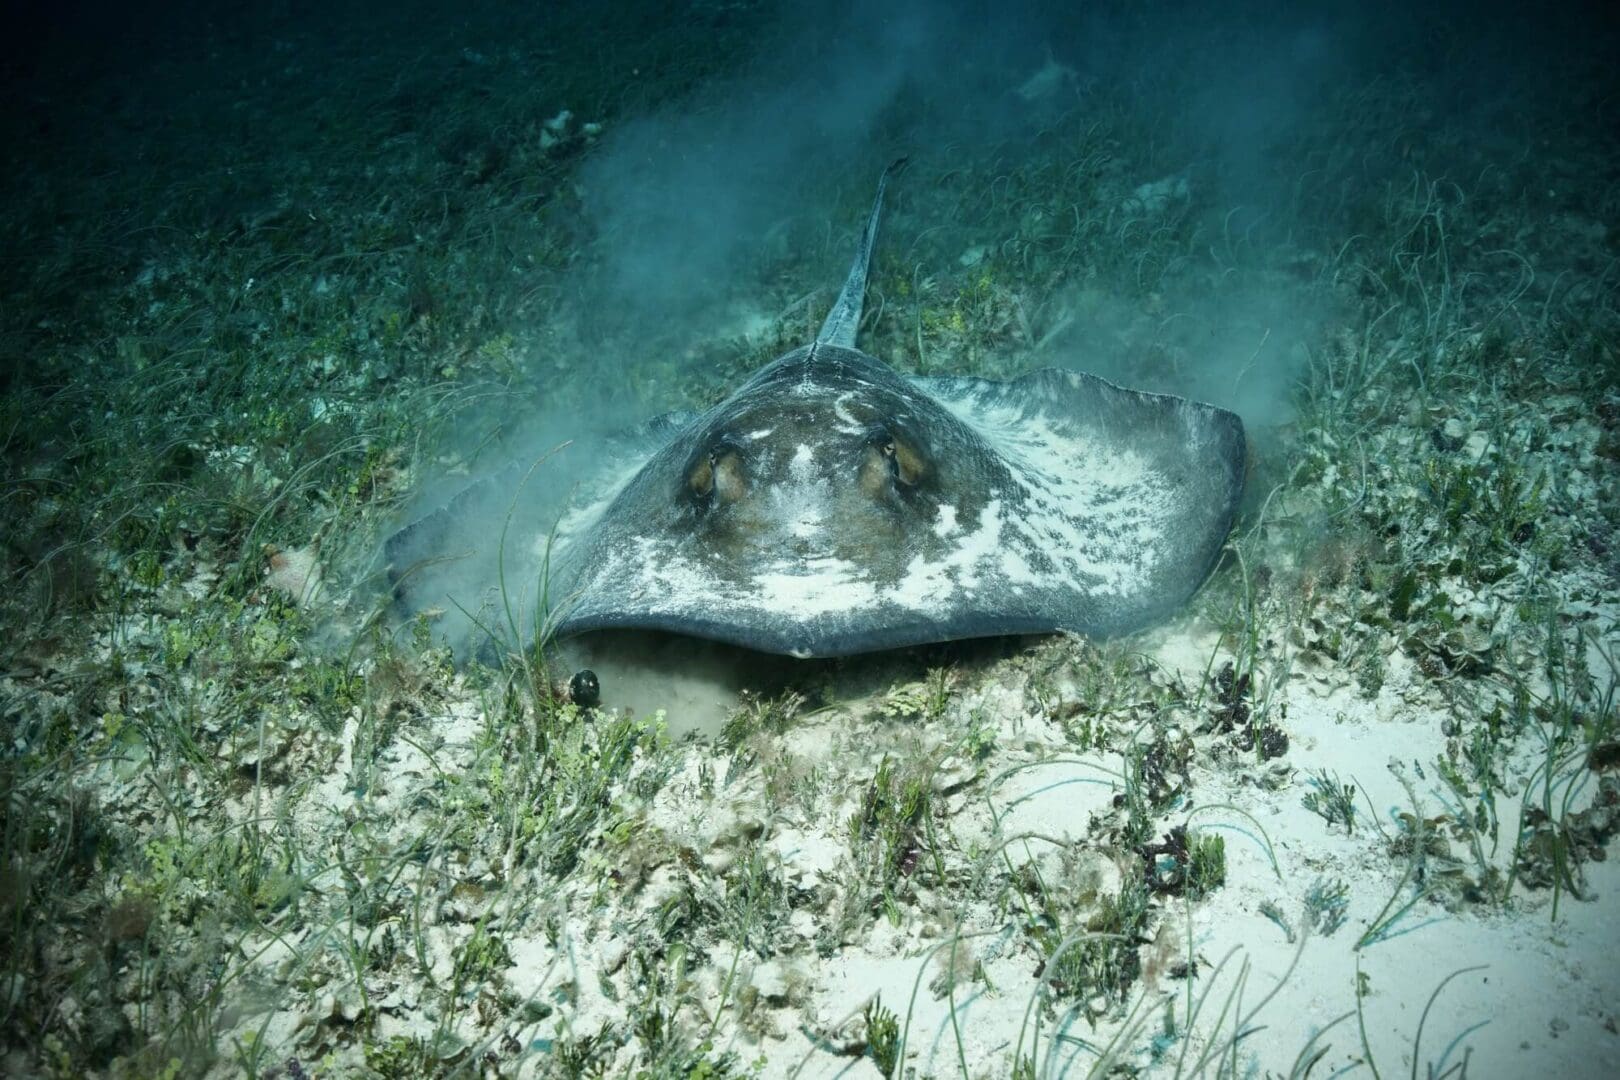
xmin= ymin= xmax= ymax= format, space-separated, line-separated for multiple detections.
xmin=2 ymin=2 xmax=1617 ymax=1078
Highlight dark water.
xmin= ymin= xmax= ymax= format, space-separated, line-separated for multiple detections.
xmin=6 ymin=1 xmax=1615 ymax=410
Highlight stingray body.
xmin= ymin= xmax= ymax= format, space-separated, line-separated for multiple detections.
xmin=388 ymin=165 xmax=1245 ymax=658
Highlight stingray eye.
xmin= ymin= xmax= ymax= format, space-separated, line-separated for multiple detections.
xmin=886 ymin=436 xmax=925 ymax=487
xmin=689 ymin=444 xmax=747 ymax=506
xmin=688 ymin=456 xmax=715 ymax=498
xmin=860 ymin=427 xmax=926 ymax=497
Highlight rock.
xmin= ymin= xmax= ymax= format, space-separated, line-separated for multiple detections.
xmin=1432 ymin=417 xmax=1467 ymax=451
xmin=326 ymin=991 xmax=362 ymax=1023
xmin=1015 ymin=56 xmax=1076 ymax=102
xmin=752 ymin=960 xmax=790 ymax=1005
xmin=1131 ymin=174 xmax=1191 ymax=213
xmin=932 ymin=757 xmax=977 ymax=796
xmin=599 ymin=939 xmax=628 ymax=975
xmin=264 ymin=544 xmax=323 ymax=605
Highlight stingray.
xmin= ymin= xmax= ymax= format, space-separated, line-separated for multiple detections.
xmin=387 ymin=164 xmax=1245 ymax=658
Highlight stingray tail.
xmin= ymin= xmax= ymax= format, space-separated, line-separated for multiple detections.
xmin=816 ymin=157 xmax=907 ymax=348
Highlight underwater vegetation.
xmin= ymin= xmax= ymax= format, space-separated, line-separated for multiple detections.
xmin=0 ymin=2 xmax=1616 ymax=1077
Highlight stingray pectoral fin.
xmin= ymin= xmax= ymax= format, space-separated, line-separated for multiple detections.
xmin=916 ymin=367 xmax=1246 ymax=634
